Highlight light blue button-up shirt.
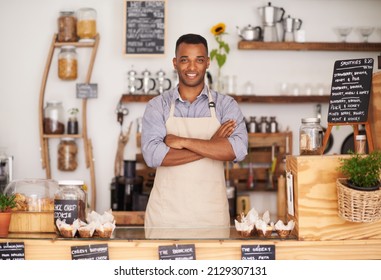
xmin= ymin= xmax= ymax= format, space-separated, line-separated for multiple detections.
xmin=141 ymin=85 xmax=248 ymax=168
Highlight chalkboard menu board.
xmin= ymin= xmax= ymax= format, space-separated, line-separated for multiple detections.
xmin=124 ymin=0 xmax=166 ymax=55
xmin=158 ymin=244 xmax=196 ymax=260
xmin=54 ymin=199 xmax=79 ymax=225
xmin=0 ymin=242 xmax=25 ymax=260
xmin=328 ymin=58 xmax=374 ymax=123
xmin=71 ymin=244 xmax=109 ymax=260
xmin=241 ymin=245 xmax=275 ymax=260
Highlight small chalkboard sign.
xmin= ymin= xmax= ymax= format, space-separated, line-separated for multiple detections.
xmin=241 ymin=245 xmax=275 ymax=260
xmin=328 ymin=58 xmax=374 ymax=123
xmin=158 ymin=244 xmax=196 ymax=260
xmin=124 ymin=0 xmax=166 ymax=55
xmin=54 ymin=199 xmax=79 ymax=225
xmin=0 ymin=242 xmax=25 ymax=260
xmin=71 ymin=244 xmax=109 ymax=260
xmin=76 ymin=83 xmax=98 ymax=98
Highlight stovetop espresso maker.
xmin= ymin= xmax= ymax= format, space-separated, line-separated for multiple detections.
xmin=258 ymin=2 xmax=285 ymax=42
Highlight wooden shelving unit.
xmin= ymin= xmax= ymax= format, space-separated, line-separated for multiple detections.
xmin=120 ymin=93 xmax=330 ymax=104
xmin=238 ymin=41 xmax=381 ymax=52
xmin=38 ymin=33 xmax=100 ymax=210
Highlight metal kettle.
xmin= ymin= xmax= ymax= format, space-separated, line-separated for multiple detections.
xmin=282 ymin=15 xmax=303 ymax=41
xmin=236 ymin=25 xmax=262 ymax=41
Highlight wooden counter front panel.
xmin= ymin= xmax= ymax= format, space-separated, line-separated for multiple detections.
xmin=287 ymin=155 xmax=381 ymax=241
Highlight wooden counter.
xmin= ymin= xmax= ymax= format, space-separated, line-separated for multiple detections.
xmin=2 ymin=229 xmax=381 ymax=260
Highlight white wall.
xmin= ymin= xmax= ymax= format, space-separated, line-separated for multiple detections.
xmin=0 ymin=0 xmax=380 ymax=214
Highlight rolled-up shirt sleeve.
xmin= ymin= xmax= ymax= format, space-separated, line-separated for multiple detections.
xmin=141 ymin=97 xmax=170 ymax=168
xmin=219 ymin=97 xmax=248 ymax=162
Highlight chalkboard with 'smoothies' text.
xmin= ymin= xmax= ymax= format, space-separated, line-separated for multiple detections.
xmin=124 ymin=0 xmax=166 ymax=55
xmin=328 ymin=58 xmax=374 ymax=123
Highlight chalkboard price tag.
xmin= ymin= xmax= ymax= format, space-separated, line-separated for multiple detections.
xmin=76 ymin=83 xmax=98 ymax=98
xmin=158 ymin=244 xmax=196 ymax=260
xmin=0 ymin=242 xmax=25 ymax=260
xmin=124 ymin=0 xmax=166 ymax=55
xmin=328 ymin=58 xmax=374 ymax=123
xmin=241 ymin=245 xmax=275 ymax=260
xmin=71 ymin=244 xmax=109 ymax=260
xmin=54 ymin=199 xmax=79 ymax=225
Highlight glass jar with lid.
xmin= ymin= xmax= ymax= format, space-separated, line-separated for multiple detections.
xmin=259 ymin=116 xmax=269 ymax=133
xmin=299 ymin=117 xmax=323 ymax=155
xmin=76 ymin=7 xmax=97 ymax=41
xmin=57 ymin=10 xmax=77 ymax=42
xmin=54 ymin=180 xmax=86 ymax=227
xmin=58 ymin=46 xmax=78 ymax=80
xmin=57 ymin=138 xmax=78 ymax=171
xmin=269 ymin=116 xmax=278 ymax=133
xmin=248 ymin=116 xmax=258 ymax=133
xmin=44 ymin=101 xmax=65 ymax=134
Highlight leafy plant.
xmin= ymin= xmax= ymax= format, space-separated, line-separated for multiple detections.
xmin=339 ymin=150 xmax=381 ymax=189
xmin=0 ymin=193 xmax=16 ymax=212
xmin=68 ymin=107 xmax=79 ymax=116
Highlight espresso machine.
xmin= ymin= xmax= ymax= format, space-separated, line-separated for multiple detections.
xmin=258 ymin=2 xmax=285 ymax=42
xmin=0 ymin=150 xmax=13 ymax=193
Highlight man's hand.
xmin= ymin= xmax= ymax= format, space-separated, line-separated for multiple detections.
xmin=212 ymin=120 xmax=236 ymax=139
xmin=164 ymin=134 xmax=184 ymax=149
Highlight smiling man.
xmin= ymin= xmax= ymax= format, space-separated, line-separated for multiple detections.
xmin=141 ymin=34 xmax=248 ymax=234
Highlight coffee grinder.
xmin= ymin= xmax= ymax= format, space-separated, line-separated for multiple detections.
xmin=258 ymin=2 xmax=285 ymax=42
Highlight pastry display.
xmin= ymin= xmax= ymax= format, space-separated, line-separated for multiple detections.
xmin=274 ymin=220 xmax=295 ymax=238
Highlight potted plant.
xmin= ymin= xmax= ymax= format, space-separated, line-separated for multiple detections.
xmin=336 ymin=150 xmax=381 ymax=223
xmin=338 ymin=150 xmax=381 ymax=191
xmin=0 ymin=193 xmax=16 ymax=237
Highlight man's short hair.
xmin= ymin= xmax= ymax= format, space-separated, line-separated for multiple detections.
xmin=175 ymin=34 xmax=208 ymax=55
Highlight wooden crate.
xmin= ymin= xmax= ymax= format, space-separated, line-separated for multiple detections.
xmin=9 ymin=212 xmax=55 ymax=233
xmin=286 ymin=155 xmax=381 ymax=241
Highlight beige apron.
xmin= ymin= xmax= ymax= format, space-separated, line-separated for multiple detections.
xmin=145 ymin=88 xmax=230 ymax=238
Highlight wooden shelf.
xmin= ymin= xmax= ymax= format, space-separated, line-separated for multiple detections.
xmin=238 ymin=41 xmax=381 ymax=52
xmin=42 ymin=134 xmax=82 ymax=139
xmin=120 ymin=93 xmax=330 ymax=104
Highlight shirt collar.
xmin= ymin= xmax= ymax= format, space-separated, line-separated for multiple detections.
xmin=175 ymin=85 xmax=208 ymax=103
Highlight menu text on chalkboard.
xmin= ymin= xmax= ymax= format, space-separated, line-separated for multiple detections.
xmin=54 ymin=199 xmax=79 ymax=225
xmin=328 ymin=58 xmax=374 ymax=123
xmin=241 ymin=245 xmax=275 ymax=260
xmin=71 ymin=244 xmax=109 ymax=260
xmin=158 ymin=244 xmax=196 ymax=260
xmin=124 ymin=0 xmax=166 ymax=55
xmin=0 ymin=242 xmax=25 ymax=260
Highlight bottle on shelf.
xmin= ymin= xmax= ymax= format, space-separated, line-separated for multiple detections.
xmin=259 ymin=116 xmax=269 ymax=133
xmin=248 ymin=116 xmax=258 ymax=133
xmin=67 ymin=108 xmax=79 ymax=135
xmin=57 ymin=138 xmax=78 ymax=171
xmin=269 ymin=116 xmax=278 ymax=133
xmin=57 ymin=10 xmax=78 ymax=42
xmin=58 ymin=46 xmax=78 ymax=80
xmin=77 ymin=7 xmax=97 ymax=41
xmin=44 ymin=101 xmax=65 ymax=134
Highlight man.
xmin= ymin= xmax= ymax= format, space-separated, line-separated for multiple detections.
xmin=141 ymin=34 xmax=248 ymax=235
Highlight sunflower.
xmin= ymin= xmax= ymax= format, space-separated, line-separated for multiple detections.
xmin=211 ymin=23 xmax=226 ymax=36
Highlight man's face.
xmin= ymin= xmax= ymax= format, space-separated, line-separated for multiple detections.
xmin=173 ymin=43 xmax=210 ymax=88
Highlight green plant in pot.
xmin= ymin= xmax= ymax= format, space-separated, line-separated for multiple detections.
xmin=338 ymin=150 xmax=381 ymax=191
xmin=0 ymin=193 xmax=16 ymax=237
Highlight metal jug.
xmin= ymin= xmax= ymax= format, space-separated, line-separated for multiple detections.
xmin=126 ymin=68 xmax=143 ymax=94
xmin=156 ymin=69 xmax=172 ymax=94
xmin=282 ymin=15 xmax=303 ymax=42
xmin=0 ymin=150 xmax=13 ymax=193
xmin=258 ymin=2 xmax=285 ymax=42
xmin=140 ymin=69 xmax=156 ymax=94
